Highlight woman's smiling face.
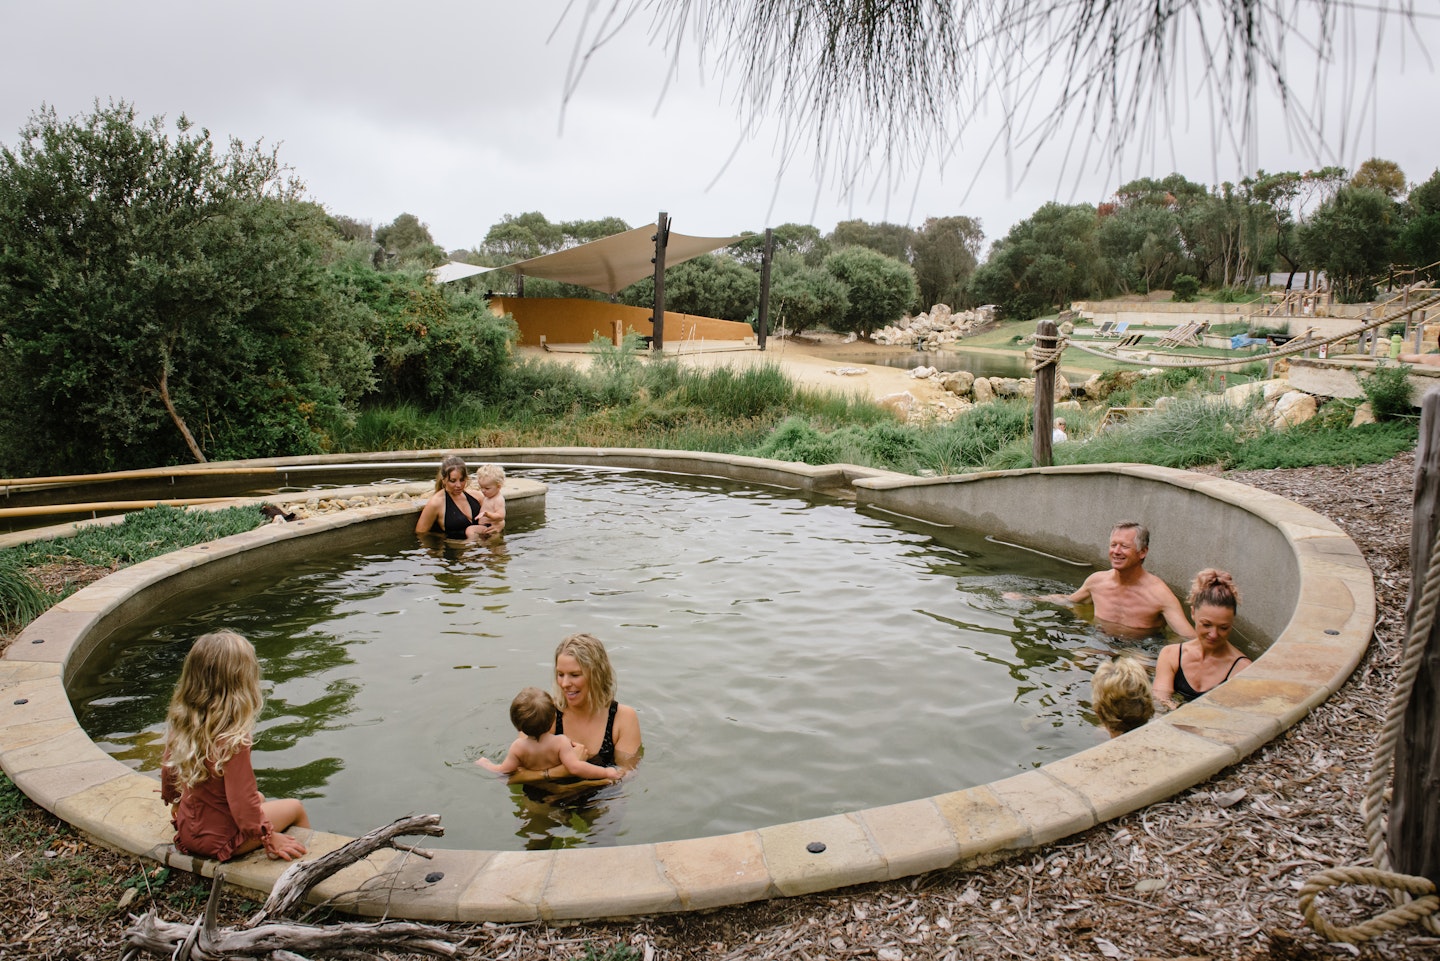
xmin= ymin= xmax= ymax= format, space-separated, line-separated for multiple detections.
xmin=555 ymin=653 xmax=588 ymax=709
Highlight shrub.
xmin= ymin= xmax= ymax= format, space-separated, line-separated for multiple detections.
xmin=1361 ymin=362 xmax=1416 ymax=421
xmin=1171 ymin=274 xmax=1200 ymax=302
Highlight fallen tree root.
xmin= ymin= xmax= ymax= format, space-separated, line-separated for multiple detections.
xmin=121 ymin=814 xmax=458 ymax=961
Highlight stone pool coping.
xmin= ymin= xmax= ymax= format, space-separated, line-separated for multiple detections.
xmin=0 ymin=451 xmax=1373 ymax=922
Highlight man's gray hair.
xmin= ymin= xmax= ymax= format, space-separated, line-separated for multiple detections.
xmin=1113 ymin=520 xmax=1149 ymax=552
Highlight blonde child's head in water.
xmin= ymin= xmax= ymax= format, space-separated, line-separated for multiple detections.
xmin=1091 ymin=656 xmax=1154 ymax=737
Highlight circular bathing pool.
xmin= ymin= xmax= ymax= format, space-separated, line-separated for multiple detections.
xmin=74 ymin=468 xmax=1167 ymax=851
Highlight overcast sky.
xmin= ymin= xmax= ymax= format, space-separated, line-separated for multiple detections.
xmin=3 ymin=2 xmax=1437 ymax=253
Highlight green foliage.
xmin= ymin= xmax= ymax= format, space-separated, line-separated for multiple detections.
xmin=1059 ymin=399 xmax=1255 ymax=469
xmin=578 ymin=942 xmax=642 ymax=961
xmin=1096 ymin=204 xmax=1185 ymax=295
xmin=339 ymin=266 xmax=517 ymax=410
xmin=7 ymin=505 xmax=264 ymax=570
xmin=1360 ymin=362 xmax=1416 ymax=421
xmin=619 ymin=254 xmax=760 ymax=322
xmin=829 ymin=219 xmax=915 ymax=262
xmin=0 ymin=774 xmax=25 ymax=823
xmin=0 ymin=101 xmax=374 ymax=474
xmin=1171 ymin=274 xmax=1200 ymax=301
xmin=0 ymin=554 xmax=50 ymax=629
xmin=374 ymin=212 xmax=444 ymax=267
xmin=967 ymin=203 xmax=1103 ymax=320
xmin=1297 ymin=186 xmax=1399 ymax=302
xmin=768 ymin=253 xmax=850 ymax=334
xmin=911 ymin=215 xmax=983 ymax=308
xmin=822 ymin=246 xmax=918 ymax=338
xmin=1225 ymin=422 xmax=1417 ymax=469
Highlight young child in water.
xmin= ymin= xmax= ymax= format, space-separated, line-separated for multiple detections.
xmin=1091 ymin=656 xmax=1156 ymax=738
xmin=160 ymin=631 xmax=310 ymax=861
xmin=472 ymin=463 xmax=507 ymax=537
xmin=476 ymin=687 xmax=621 ymax=780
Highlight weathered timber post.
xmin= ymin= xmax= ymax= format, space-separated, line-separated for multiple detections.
xmin=1032 ymin=318 xmax=1058 ymax=468
xmin=1392 ymin=390 xmax=1440 ymax=886
xmin=756 ymin=227 xmax=774 ymax=351
xmin=651 ymin=211 xmax=670 ymax=352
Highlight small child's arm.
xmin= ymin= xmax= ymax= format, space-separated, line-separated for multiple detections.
xmin=482 ymin=496 xmax=506 ymax=523
xmin=557 ymin=738 xmax=621 ymax=781
xmin=476 ymin=747 xmax=520 ymax=775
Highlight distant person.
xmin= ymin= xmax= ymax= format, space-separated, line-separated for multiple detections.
xmin=476 ymin=687 xmax=623 ymax=781
xmin=1052 ymin=417 xmax=1069 ymax=443
xmin=1091 ymin=656 xmax=1155 ymax=737
xmin=160 ymin=631 xmax=309 ymax=862
xmin=1007 ymin=521 xmax=1195 ymax=639
xmin=1153 ymin=569 xmax=1251 ymax=708
xmin=472 ymin=463 xmax=507 ymax=537
xmin=416 ymin=454 xmax=483 ymax=541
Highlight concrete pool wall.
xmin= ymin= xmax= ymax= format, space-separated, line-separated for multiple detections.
xmin=0 ymin=450 xmax=1373 ymax=921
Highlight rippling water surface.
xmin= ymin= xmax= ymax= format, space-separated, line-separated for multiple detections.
xmin=73 ymin=468 xmax=1127 ymax=850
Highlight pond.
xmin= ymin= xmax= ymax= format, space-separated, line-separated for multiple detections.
xmin=806 ymin=345 xmax=1093 ymax=383
xmin=71 ymin=468 xmax=1134 ymax=851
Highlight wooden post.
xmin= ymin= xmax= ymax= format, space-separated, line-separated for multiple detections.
xmin=651 ymin=211 xmax=670 ymax=352
xmin=756 ymin=228 xmax=774 ymax=351
xmin=1391 ymin=390 xmax=1440 ymax=886
xmin=1032 ymin=319 xmax=1058 ymax=468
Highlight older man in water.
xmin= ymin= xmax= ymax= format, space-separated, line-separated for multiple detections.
xmin=1065 ymin=521 xmax=1195 ymax=638
xmin=1010 ymin=521 xmax=1195 ymax=639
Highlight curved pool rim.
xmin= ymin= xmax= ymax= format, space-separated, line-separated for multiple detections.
xmin=0 ymin=449 xmax=1374 ymax=922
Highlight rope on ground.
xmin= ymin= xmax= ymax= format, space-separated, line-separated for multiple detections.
xmin=1055 ymin=289 xmax=1440 ymax=371
xmin=1298 ymin=523 xmax=1440 ymax=942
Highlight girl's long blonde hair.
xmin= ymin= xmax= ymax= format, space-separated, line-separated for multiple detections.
xmin=162 ymin=631 xmax=264 ymax=791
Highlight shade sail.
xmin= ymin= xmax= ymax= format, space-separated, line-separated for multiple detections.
xmin=431 ymin=261 xmax=493 ymax=284
xmin=435 ymin=225 xmax=741 ymax=295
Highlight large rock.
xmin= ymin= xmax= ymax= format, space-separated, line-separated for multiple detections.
xmin=993 ymin=377 xmax=1024 ymax=398
xmin=972 ymin=377 xmax=996 ymax=404
xmin=1272 ymin=390 xmax=1318 ymax=428
xmin=940 ymin=370 xmax=974 ymax=396
xmin=1223 ymin=381 xmax=1270 ymax=407
xmin=878 ymin=391 xmax=917 ymax=417
xmin=1351 ymin=401 xmax=1376 ymax=426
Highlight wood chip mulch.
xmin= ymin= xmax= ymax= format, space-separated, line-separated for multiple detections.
xmin=4 ymin=455 xmax=1437 ymax=960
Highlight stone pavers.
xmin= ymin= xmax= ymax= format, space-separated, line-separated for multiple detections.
xmin=0 ymin=453 xmax=1372 ymax=922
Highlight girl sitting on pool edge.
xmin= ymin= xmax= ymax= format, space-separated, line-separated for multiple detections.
xmin=506 ymin=633 xmax=642 ymax=785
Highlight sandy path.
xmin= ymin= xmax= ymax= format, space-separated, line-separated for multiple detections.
xmin=520 ymin=338 xmax=957 ymax=409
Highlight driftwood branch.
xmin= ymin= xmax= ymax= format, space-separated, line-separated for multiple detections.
xmin=121 ymin=814 xmax=454 ymax=961
xmin=254 ymin=814 xmax=443 ymax=925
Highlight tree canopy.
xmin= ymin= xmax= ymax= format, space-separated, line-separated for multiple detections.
xmin=0 ymin=101 xmax=375 ymax=474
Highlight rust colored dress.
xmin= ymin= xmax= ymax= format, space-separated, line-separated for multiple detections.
xmin=160 ymin=743 xmax=272 ymax=862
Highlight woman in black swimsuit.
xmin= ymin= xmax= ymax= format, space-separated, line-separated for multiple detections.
xmin=415 ymin=455 xmax=483 ymax=541
xmin=509 ymin=633 xmax=642 ymax=784
xmin=1153 ymin=569 xmax=1251 ymax=707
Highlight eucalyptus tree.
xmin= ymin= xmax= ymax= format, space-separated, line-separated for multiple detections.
xmin=1297 ymin=187 xmax=1400 ymax=302
xmin=968 ymin=203 xmax=1103 ymax=319
xmin=822 ymin=246 xmax=918 ymax=339
xmin=0 ymin=101 xmax=373 ymax=475
xmin=911 ymin=215 xmax=984 ymax=309
xmin=1397 ymin=169 xmax=1440 ymax=273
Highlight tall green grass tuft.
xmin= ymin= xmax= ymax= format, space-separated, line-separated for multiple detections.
xmin=0 ymin=554 xmax=50 ymax=628
xmin=1058 ymin=399 xmax=1254 ymax=469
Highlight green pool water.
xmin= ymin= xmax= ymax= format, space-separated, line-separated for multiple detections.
xmin=71 ymin=468 xmax=1133 ymax=851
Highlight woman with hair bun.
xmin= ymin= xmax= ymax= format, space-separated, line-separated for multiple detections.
xmin=1153 ymin=569 xmax=1251 ymax=708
